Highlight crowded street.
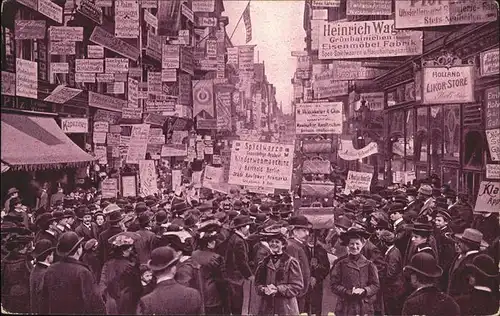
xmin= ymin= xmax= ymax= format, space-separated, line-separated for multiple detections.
xmin=1 ymin=0 xmax=500 ymax=315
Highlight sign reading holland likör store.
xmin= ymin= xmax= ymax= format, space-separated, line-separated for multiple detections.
xmin=319 ymin=20 xmax=423 ymax=59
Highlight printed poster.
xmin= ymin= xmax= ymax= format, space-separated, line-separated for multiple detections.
xmin=474 ymin=181 xmax=500 ymax=213
xmin=344 ymin=171 xmax=373 ymax=194
xmin=139 ymin=160 xmax=159 ymax=197
xmin=193 ymin=80 xmax=214 ymax=117
xmin=16 ymin=59 xmax=38 ymax=99
xmin=115 ymin=0 xmax=139 ymax=38
xmin=295 ymin=102 xmax=343 ymax=134
xmin=126 ymin=124 xmax=150 ymax=164
xmin=101 ymin=178 xmax=118 ymax=198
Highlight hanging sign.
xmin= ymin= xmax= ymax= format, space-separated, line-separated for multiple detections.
xmin=295 ymin=102 xmax=343 ymax=134
xmin=115 ymin=0 xmax=139 ymax=38
xmin=215 ymin=84 xmax=232 ymax=131
xmin=105 ymin=58 xmax=129 ymax=73
xmin=143 ymin=10 xmax=158 ymax=29
xmin=328 ymin=61 xmax=386 ymax=80
xmin=15 ymin=20 xmax=46 ymax=39
xmin=50 ymin=62 xmax=69 ymax=74
xmin=395 ymin=0 xmax=498 ymax=29
xmin=75 ymin=59 xmax=104 ymax=73
xmin=16 ymin=59 xmax=38 ymax=99
xmin=486 ymin=129 xmax=500 ymax=161
xmin=197 ymin=16 xmax=217 ymax=27
xmin=474 ymin=181 xmax=500 ymax=213
xmin=480 ymin=48 xmax=499 ymax=78
xmin=346 ymin=0 xmax=392 ymax=16
xmin=486 ymin=164 xmax=500 ymax=180
xmin=162 ymin=45 xmax=180 ymax=69
xmin=96 ymin=73 xmax=115 ymax=82
xmin=192 ymin=0 xmax=215 ymax=12
xmin=126 ymin=124 xmax=150 ymax=164
xmin=338 ymin=138 xmax=379 ymax=161
xmin=49 ymin=26 xmax=83 ymax=41
xmin=101 ymin=178 xmax=118 ymax=198
xmin=161 ymin=69 xmax=177 ymax=82
xmin=1 ymin=71 xmax=16 ymax=96
xmin=75 ymin=73 xmax=96 ymax=83
xmin=37 ymin=0 xmax=63 ymax=24
xmin=485 ymin=86 xmax=500 ymax=130
xmin=128 ymin=77 xmax=139 ymax=107
xmin=344 ymin=171 xmax=373 ymax=194
xmin=161 ymin=144 xmax=187 ymax=157
xmin=422 ymin=65 xmax=475 ymax=105
xmin=193 ymin=80 xmax=214 ymax=117
xmin=107 ymin=82 xmax=125 ymax=94
xmin=60 ymin=118 xmax=88 ymax=133
xmin=228 ymin=141 xmax=294 ymax=190
xmin=121 ymin=174 xmax=137 ymax=197
xmin=90 ymin=26 xmax=140 ymax=61
xmin=139 ymin=160 xmax=159 ymax=196
xmin=312 ymin=0 xmax=340 ymax=7
xmin=88 ymin=91 xmax=127 ymax=112
xmin=44 ymin=85 xmax=82 ymax=103
xmin=313 ymin=79 xmax=348 ymax=99
xmin=122 ymin=106 xmax=142 ymax=119
xmin=319 ymin=20 xmax=423 ymax=59
xmin=181 ymin=4 xmax=194 ymax=23
xmin=49 ymin=41 xmax=75 ymax=55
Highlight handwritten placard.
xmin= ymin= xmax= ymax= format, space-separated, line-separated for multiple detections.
xmin=121 ymin=175 xmax=137 ymax=197
xmin=16 ymin=59 xmax=38 ymax=99
xmin=486 ymin=164 xmax=500 ymax=180
xmin=344 ymin=171 xmax=373 ymax=194
xmin=474 ymin=181 xmax=500 ymax=213
xmin=480 ymin=48 xmax=499 ymax=77
xmin=139 ymin=160 xmax=158 ymax=196
xmin=485 ymin=86 xmax=500 ymax=129
xmin=422 ymin=65 xmax=475 ymax=104
xmin=101 ymin=178 xmax=118 ymax=198
xmin=15 ymin=20 xmax=46 ymax=39
xmin=486 ymin=129 xmax=500 ymax=161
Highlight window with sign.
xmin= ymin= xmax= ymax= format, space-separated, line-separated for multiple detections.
xmin=430 ymin=106 xmax=443 ymax=174
xmin=443 ymin=104 xmax=460 ymax=161
xmin=415 ymin=107 xmax=428 ymax=162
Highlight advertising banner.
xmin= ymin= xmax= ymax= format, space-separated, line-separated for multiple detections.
xmin=313 ymin=79 xmax=348 ymax=99
xmin=162 ymin=45 xmax=180 ymax=69
xmin=295 ymin=102 xmax=342 ymax=134
xmin=422 ymin=65 xmax=475 ymax=104
xmin=319 ymin=20 xmax=423 ymax=59
xmin=44 ymin=85 xmax=82 ymax=103
xmin=94 ymin=145 xmax=107 ymax=164
xmin=139 ymin=160 xmax=158 ymax=196
xmin=229 ymin=141 xmax=294 ymax=190
xmin=181 ymin=4 xmax=194 ymax=22
xmin=50 ymin=62 xmax=69 ymax=74
xmin=346 ymin=0 xmax=391 ymax=15
xmin=180 ymin=46 xmax=194 ymax=75
xmin=16 ymin=59 xmax=37 ymax=99
xmin=96 ymin=73 xmax=114 ymax=82
xmin=193 ymin=80 xmax=214 ymax=117
xmin=127 ymin=77 xmax=139 ymax=107
xmin=75 ymin=73 xmax=96 ymax=82
xmin=328 ymin=60 xmax=386 ymax=80
xmin=338 ymin=138 xmax=379 ymax=161
xmin=238 ymin=46 xmax=255 ymax=72
xmin=161 ymin=144 xmax=187 ymax=157
xmin=15 ymin=20 xmax=46 ymax=39
xmin=49 ymin=41 xmax=75 ymax=55
xmin=105 ymin=58 xmax=129 ymax=73
xmin=126 ymin=124 xmax=150 ymax=164
xmin=90 ymin=26 xmax=140 ymax=61
xmin=121 ymin=107 xmax=142 ymax=119
xmin=89 ymin=91 xmax=127 ymax=112
xmin=178 ymin=73 xmax=192 ymax=105
xmin=312 ymin=0 xmax=340 ymax=7
xmin=115 ymin=0 xmax=139 ymax=38
xmin=227 ymin=47 xmax=239 ymax=66
xmin=60 ymin=118 xmax=88 ymax=133
xmin=215 ymin=85 xmax=232 ymax=131
xmin=38 ymin=0 xmax=63 ymax=23
xmin=147 ymin=72 xmax=162 ymax=95
xmin=344 ymin=171 xmax=373 ymax=194
xmin=486 ymin=129 xmax=500 ymax=161
xmin=101 ymin=178 xmax=118 ymax=198
xmin=357 ymin=92 xmax=385 ymax=111
xmin=75 ymin=59 xmax=104 ymax=73
xmin=395 ymin=0 xmax=498 ymax=29
xmin=474 ymin=181 xmax=500 ymax=213
xmin=49 ymin=26 xmax=83 ymax=41
xmin=480 ymin=48 xmax=499 ymax=78
xmin=485 ymin=86 xmax=499 ymax=129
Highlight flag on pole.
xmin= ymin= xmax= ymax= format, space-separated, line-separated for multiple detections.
xmin=243 ymin=2 xmax=252 ymax=43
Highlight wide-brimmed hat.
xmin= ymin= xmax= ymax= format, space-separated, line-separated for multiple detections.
xmin=7 ymin=187 xmax=19 ymax=195
xmin=103 ymin=203 xmax=122 ymax=216
xmin=418 ymin=185 xmax=433 ymax=196
xmin=108 ymin=231 xmax=140 ymax=248
xmin=259 ymin=224 xmax=287 ymax=244
xmin=339 ymin=227 xmax=371 ymax=244
xmin=409 ymin=219 xmax=433 ymax=233
xmin=84 ymin=238 xmax=98 ymax=251
xmin=230 ymin=215 xmax=253 ymax=229
xmin=197 ymin=219 xmax=222 ymax=233
xmin=335 ymin=216 xmax=353 ymax=230
xmin=465 ymin=254 xmax=499 ymax=278
xmin=435 ymin=208 xmax=452 ymax=221
xmin=387 ymin=203 xmax=405 ymax=215
xmin=404 ymin=252 xmax=443 ymax=278
xmin=107 ymin=209 xmax=124 ymax=223
xmin=288 ymin=215 xmax=312 ymax=230
xmin=32 ymin=239 xmax=55 ymax=260
xmin=4 ymin=233 xmax=33 ymax=251
xmin=63 ymin=210 xmax=76 ymax=219
xmin=35 ymin=213 xmax=56 ymax=229
xmin=453 ymin=228 xmax=488 ymax=249
xmin=147 ymin=246 xmax=180 ymax=271
xmin=56 ymin=232 xmax=84 ymax=257
xmin=160 ymin=230 xmax=193 ymax=251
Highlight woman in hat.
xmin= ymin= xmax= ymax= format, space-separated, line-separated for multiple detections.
xmin=30 ymin=239 xmax=55 ymax=314
xmin=1 ymin=233 xmax=34 ymax=313
xmin=99 ymin=232 xmax=142 ymax=314
xmin=330 ymin=227 xmax=380 ymax=316
xmin=255 ymin=225 xmax=304 ymax=316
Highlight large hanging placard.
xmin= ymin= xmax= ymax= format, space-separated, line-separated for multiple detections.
xmin=101 ymin=178 xmax=118 ymax=198
xmin=319 ymin=20 xmax=422 ymax=59
xmin=138 ymin=160 xmax=158 ymax=196
xmin=395 ymin=0 xmax=498 ymax=29
xmin=480 ymin=48 xmax=499 ymax=78
xmin=422 ymin=65 xmax=475 ymax=105
xmin=474 ymin=181 xmax=500 ymax=213
xmin=485 ymin=86 xmax=500 ymax=130
xmin=295 ymin=102 xmax=343 ymax=134
xmin=126 ymin=124 xmax=150 ymax=164
xmin=228 ymin=141 xmax=294 ymax=190
xmin=338 ymin=138 xmax=379 ymax=160
xmin=215 ymin=85 xmax=232 ymax=131
xmin=193 ymin=80 xmax=214 ymax=117
xmin=115 ymin=0 xmax=139 ymax=38
xmin=344 ymin=171 xmax=373 ymax=194
xmin=486 ymin=129 xmax=500 ymax=161
xmin=16 ymin=59 xmax=38 ymax=99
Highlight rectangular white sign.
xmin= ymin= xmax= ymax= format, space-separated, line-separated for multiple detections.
xmin=422 ymin=65 xmax=475 ymax=105
xmin=486 ymin=129 xmax=500 ymax=161
xmin=49 ymin=41 xmax=75 ymax=55
xmin=60 ymin=118 xmax=88 ymax=133
xmin=38 ymin=0 xmax=63 ymax=23
xmin=139 ymin=160 xmax=158 ymax=196
xmin=50 ymin=62 xmax=69 ymax=73
xmin=143 ymin=10 xmax=158 ymax=29
xmin=192 ymin=0 xmax=214 ymax=12
xmin=312 ymin=0 xmax=340 ymax=7
xmin=313 ymin=79 xmax=348 ymax=99
xmin=96 ymin=73 xmax=115 ymax=82
xmin=162 ymin=44 xmax=180 ymax=69
xmin=229 ymin=141 xmax=294 ymax=190
xmin=344 ymin=171 xmax=373 ymax=194
xmin=347 ymin=0 xmax=392 ymax=16
xmin=480 ymin=48 xmax=499 ymax=78
xmin=486 ymin=164 xmax=500 ymax=180
xmin=395 ymin=0 xmax=498 ymax=29
xmin=127 ymin=77 xmax=139 ymax=107
xmin=49 ymin=26 xmax=83 ymax=41
xmin=115 ymin=0 xmax=139 ymax=38
xmin=75 ymin=72 xmax=96 ymax=83
xmin=474 ymin=181 xmax=500 ymax=213
xmin=75 ymin=59 xmax=104 ymax=73
xmin=105 ymin=58 xmax=129 ymax=73
xmin=87 ymin=45 xmax=104 ymax=58
xmin=44 ymin=85 xmax=82 ymax=103
xmin=16 ymin=59 xmax=37 ymax=99
xmin=319 ymin=20 xmax=423 ymax=59
xmin=295 ymin=102 xmax=343 ymax=134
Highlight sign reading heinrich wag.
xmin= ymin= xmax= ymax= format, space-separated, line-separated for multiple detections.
xmin=229 ymin=141 xmax=294 ymax=190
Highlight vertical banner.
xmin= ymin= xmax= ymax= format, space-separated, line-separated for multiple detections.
xmin=139 ymin=160 xmax=159 ymax=197
xmin=192 ymin=80 xmax=214 ymax=117
xmin=128 ymin=77 xmax=139 ymax=107
xmin=172 ymin=169 xmax=182 ymax=192
xmin=126 ymin=124 xmax=150 ymax=164
xmin=215 ymin=84 xmax=232 ymax=131
xmin=16 ymin=59 xmax=38 ymax=99
xmin=115 ymin=0 xmax=139 ymax=38
xmin=238 ymin=46 xmax=255 ymax=73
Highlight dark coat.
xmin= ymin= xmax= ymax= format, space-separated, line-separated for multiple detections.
xmin=381 ymin=245 xmax=404 ymax=315
xmin=34 ymin=229 xmax=59 ymax=247
xmin=330 ymin=254 xmax=380 ymax=316
xmin=97 ymin=225 xmax=123 ymax=263
xmin=40 ymin=257 xmax=105 ymax=314
xmin=81 ymin=250 xmax=102 ymax=284
xmin=402 ymin=286 xmax=460 ymax=316
xmin=472 ymin=213 xmax=500 ymax=245
xmin=192 ymin=249 xmax=227 ymax=308
xmin=434 ymin=226 xmax=457 ymax=290
xmin=1 ymin=253 xmax=33 ymax=313
xmin=136 ymin=279 xmax=203 ymax=315
xmin=403 ymin=199 xmax=422 ymax=222
xmin=251 ymin=241 xmax=272 ymax=272
xmin=393 ymin=219 xmax=411 ymax=257
xmin=30 ymin=262 xmax=49 ymax=314
xmin=75 ymin=222 xmax=99 ymax=243
xmin=285 ymin=238 xmax=311 ymax=299
xmin=255 ymin=252 xmax=303 ymax=315
xmin=448 ymin=202 xmax=473 ymax=233
xmin=99 ymin=256 xmax=142 ymax=314
xmin=455 ymin=288 xmax=499 ymax=316
xmin=306 ymin=242 xmax=330 ymax=316
xmin=404 ymin=239 xmax=438 ymax=266
xmin=447 ymin=250 xmax=480 ymax=298
xmin=134 ymin=229 xmax=156 ymax=264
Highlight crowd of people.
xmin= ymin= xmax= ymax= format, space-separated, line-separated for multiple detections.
xmin=1 ymin=175 xmax=499 ymax=315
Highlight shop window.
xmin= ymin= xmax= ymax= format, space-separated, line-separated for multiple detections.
xmin=430 ymin=106 xmax=443 ymax=174
xmin=463 ymin=130 xmax=484 ymax=168
xmin=405 ymin=109 xmax=415 ymax=159
xmin=443 ymin=104 xmax=461 ymax=161
xmin=415 ymin=107 xmax=428 ymax=162
xmin=389 ymin=111 xmax=404 ymax=136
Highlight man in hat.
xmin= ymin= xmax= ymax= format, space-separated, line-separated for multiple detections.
xmin=433 ymin=208 xmax=456 ymax=290
xmin=30 ymin=239 xmax=55 ymax=314
xmin=50 ymin=186 xmax=65 ymax=207
xmin=8 ymin=197 xmax=30 ymax=229
xmin=4 ymin=187 xmax=20 ymax=213
xmin=402 ymin=252 xmax=460 ymax=316
xmin=40 ymin=231 xmax=105 ymax=314
xmin=1 ymin=233 xmax=33 ymax=313
xmin=224 ymin=215 xmax=254 ymax=315
xmin=454 ymin=254 xmax=499 ymax=315
xmin=286 ymin=215 xmax=312 ymax=313
xmin=136 ymin=246 xmax=202 ymax=315
xmin=388 ymin=204 xmax=411 ymax=256
xmin=448 ymin=192 xmax=473 ymax=234
xmin=135 ymin=212 xmax=156 ymax=264
xmin=447 ymin=228 xmax=488 ymax=299
xmin=472 ymin=211 xmax=500 ymax=246
xmin=52 ymin=210 xmax=66 ymax=235
xmin=305 ymin=230 xmax=330 ymax=316
xmin=97 ymin=204 xmax=124 ymax=264
xmin=75 ymin=207 xmax=99 ymax=243
xmin=34 ymin=213 xmax=59 ymax=246
xmin=35 ymin=182 xmax=50 ymax=212
xmin=403 ymin=220 xmax=438 ymax=266
xmin=378 ymin=230 xmax=404 ymax=315
xmin=63 ymin=209 xmax=76 ymax=232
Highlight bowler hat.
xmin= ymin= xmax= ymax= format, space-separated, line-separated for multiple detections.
xmin=147 ymin=246 xmax=180 ymax=271
xmin=7 ymin=187 xmax=19 ymax=195
xmin=63 ymin=210 xmax=76 ymax=219
xmin=259 ymin=224 xmax=287 ymax=244
xmin=289 ymin=215 xmax=312 ymax=230
xmin=339 ymin=227 xmax=371 ymax=244
xmin=35 ymin=213 xmax=56 ymax=229
xmin=52 ymin=210 xmax=64 ymax=222
xmin=32 ymin=239 xmax=55 ymax=260
xmin=465 ymin=254 xmax=499 ymax=278
xmin=404 ymin=252 xmax=443 ymax=278
xmin=392 ymin=195 xmax=408 ymax=206
xmin=155 ymin=211 xmax=168 ymax=225
xmin=56 ymin=232 xmax=84 ymax=257
xmin=138 ymin=212 xmax=153 ymax=226
xmin=123 ymin=204 xmax=134 ymax=213
xmin=259 ymin=204 xmax=271 ymax=214
xmin=453 ymin=228 xmax=488 ymax=249
xmin=171 ymin=201 xmax=190 ymax=215
xmin=233 ymin=200 xmax=243 ymax=210
xmin=145 ymin=199 xmax=156 ymax=207
xmin=335 ymin=216 xmax=352 ymax=231
xmin=387 ymin=203 xmax=405 ymax=215
xmin=103 ymin=203 xmax=122 ymax=215
xmin=107 ymin=209 xmax=124 ymax=223
xmin=231 ymin=215 xmax=253 ymax=229
xmin=254 ymin=213 xmax=267 ymax=223
xmin=409 ymin=219 xmax=433 ymax=233
xmin=406 ymin=187 xmax=418 ymax=196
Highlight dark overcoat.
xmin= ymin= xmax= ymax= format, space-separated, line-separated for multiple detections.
xmin=434 ymin=226 xmax=457 ymax=290
xmin=30 ymin=263 xmax=49 ymax=314
xmin=81 ymin=250 xmax=102 ymax=283
xmin=472 ymin=213 xmax=500 ymax=245
xmin=402 ymin=285 xmax=460 ymax=316
xmin=40 ymin=257 xmax=105 ymax=314
xmin=97 ymin=225 xmax=123 ymax=263
xmin=1 ymin=253 xmax=33 ymax=313
xmin=285 ymin=238 xmax=311 ymax=300
xmin=393 ymin=220 xmax=411 ymax=257
xmin=34 ymin=229 xmax=58 ymax=247
xmin=447 ymin=251 xmax=480 ymax=298
xmin=307 ymin=242 xmax=330 ymax=316
xmin=191 ymin=249 xmax=227 ymax=309
xmin=74 ymin=222 xmax=99 ymax=242
xmin=136 ymin=279 xmax=203 ymax=315
xmin=330 ymin=254 xmax=380 ymax=316
xmin=255 ymin=253 xmax=304 ymax=316
xmin=455 ymin=288 xmax=499 ymax=316
xmin=134 ymin=229 xmax=155 ymax=264
xmin=381 ymin=245 xmax=404 ymax=315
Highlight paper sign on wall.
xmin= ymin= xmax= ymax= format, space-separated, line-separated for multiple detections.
xmin=474 ymin=181 xmax=500 ymax=213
